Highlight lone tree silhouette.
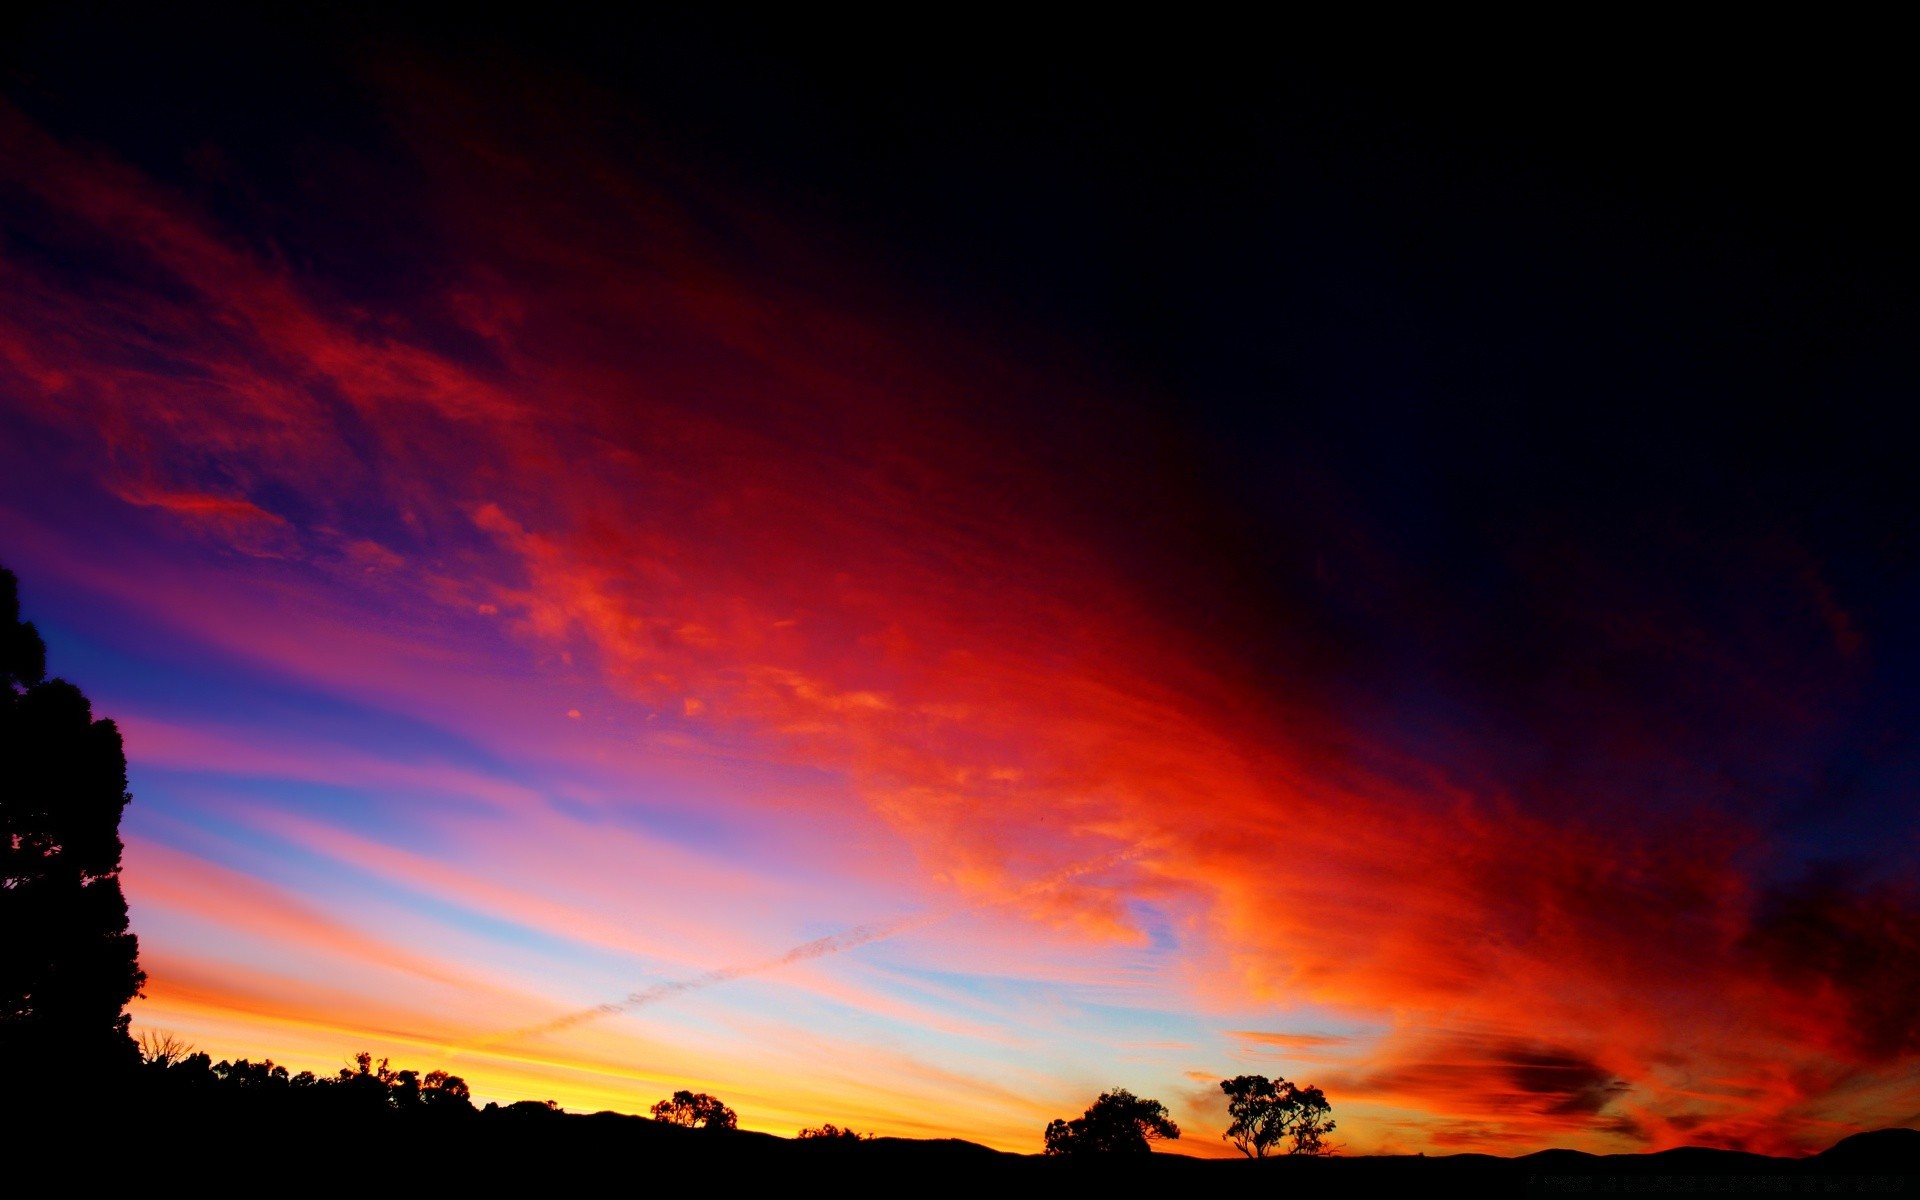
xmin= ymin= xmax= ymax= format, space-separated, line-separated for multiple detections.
xmin=1043 ymin=1088 xmax=1180 ymax=1156
xmin=650 ymin=1089 xmax=737 ymax=1130
xmin=0 ymin=566 xmax=145 ymax=1087
xmin=1220 ymin=1074 xmax=1336 ymax=1157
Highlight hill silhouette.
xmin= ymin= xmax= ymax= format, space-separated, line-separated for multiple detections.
xmin=7 ymin=1073 xmax=1913 ymax=1193
xmin=1814 ymin=1128 xmax=1920 ymax=1169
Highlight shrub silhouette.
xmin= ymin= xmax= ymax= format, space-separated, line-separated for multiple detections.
xmin=137 ymin=1029 xmax=195 ymax=1069
xmin=1043 ymin=1088 xmax=1180 ymax=1156
xmin=330 ymin=1051 xmax=476 ymax=1113
xmin=1220 ymin=1074 xmax=1336 ymax=1156
xmin=0 ymin=565 xmax=145 ymax=1088
xmin=798 ymin=1122 xmax=869 ymax=1141
xmin=420 ymin=1069 xmax=475 ymax=1112
xmin=135 ymin=1043 xmax=475 ymax=1116
xmin=651 ymin=1089 xmax=737 ymax=1130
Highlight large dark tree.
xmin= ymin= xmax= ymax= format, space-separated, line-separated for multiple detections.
xmin=650 ymin=1089 xmax=737 ymax=1130
xmin=1042 ymin=1088 xmax=1180 ymax=1156
xmin=1220 ymin=1074 xmax=1338 ymax=1157
xmin=0 ymin=566 xmax=145 ymax=1085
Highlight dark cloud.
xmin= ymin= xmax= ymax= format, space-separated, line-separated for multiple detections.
xmin=1743 ymin=868 xmax=1920 ymax=1061
xmin=1339 ymin=1036 xmax=1630 ymax=1125
xmin=1502 ymin=1048 xmax=1630 ymax=1117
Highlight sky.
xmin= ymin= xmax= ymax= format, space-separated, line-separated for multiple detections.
xmin=3 ymin=11 xmax=1918 ymax=1156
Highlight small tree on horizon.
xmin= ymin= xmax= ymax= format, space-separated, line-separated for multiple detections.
xmin=1043 ymin=1088 xmax=1180 ymax=1156
xmin=650 ymin=1089 xmax=738 ymax=1131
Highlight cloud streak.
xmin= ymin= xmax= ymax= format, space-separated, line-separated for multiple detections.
xmin=464 ymin=846 xmax=1149 ymax=1049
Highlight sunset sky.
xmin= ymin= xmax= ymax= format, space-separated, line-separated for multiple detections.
xmin=3 ymin=13 xmax=1916 ymax=1156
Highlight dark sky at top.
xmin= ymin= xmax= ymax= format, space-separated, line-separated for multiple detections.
xmin=18 ymin=8 xmax=1907 ymax=862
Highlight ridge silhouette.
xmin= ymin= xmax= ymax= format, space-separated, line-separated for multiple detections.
xmin=19 ymin=1046 xmax=1919 ymax=1194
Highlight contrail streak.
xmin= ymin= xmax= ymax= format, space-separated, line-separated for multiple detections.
xmin=454 ymin=844 xmax=1146 ymax=1054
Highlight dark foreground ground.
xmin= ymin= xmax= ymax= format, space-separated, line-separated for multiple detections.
xmin=10 ymin=1099 xmax=1916 ymax=1196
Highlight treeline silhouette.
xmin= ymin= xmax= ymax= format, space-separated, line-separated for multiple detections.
xmin=38 ymin=1034 xmax=1920 ymax=1192
xmin=132 ymin=1036 xmax=894 ymax=1141
xmin=133 ymin=1037 xmax=483 ymax=1115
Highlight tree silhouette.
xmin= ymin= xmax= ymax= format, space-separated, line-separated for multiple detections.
xmin=1220 ymin=1074 xmax=1336 ymax=1157
xmin=0 ymin=566 xmax=145 ymax=1087
xmin=1042 ymin=1088 xmax=1180 ymax=1156
xmin=137 ymin=1028 xmax=194 ymax=1069
xmin=1284 ymin=1083 xmax=1336 ymax=1155
xmin=321 ymin=1050 xmax=474 ymax=1113
xmin=214 ymin=1057 xmax=293 ymax=1089
xmin=650 ymin=1089 xmax=737 ymax=1130
xmin=420 ymin=1069 xmax=474 ymax=1112
xmin=337 ymin=1051 xmax=400 ymax=1111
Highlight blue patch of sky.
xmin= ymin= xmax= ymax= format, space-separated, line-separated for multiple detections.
xmin=1122 ymin=898 xmax=1181 ymax=952
xmin=37 ymin=609 xmax=537 ymax=781
xmin=672 ymin=971 xmax=995 ymax=1061
xmin=126 ymin=796 xmax=666 ymax=976
xmin=573 ymin=754 xmax=854 ymax=835
xmin=126 ymin=773 xmax=469 ymax=848
xmin=34 ymin=578 xmax=905 ymax=898
xmin=853 ymin=957 xmax=1156 ymax=1031
xmin=541 ymin=788 xmax=754 ymax=857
